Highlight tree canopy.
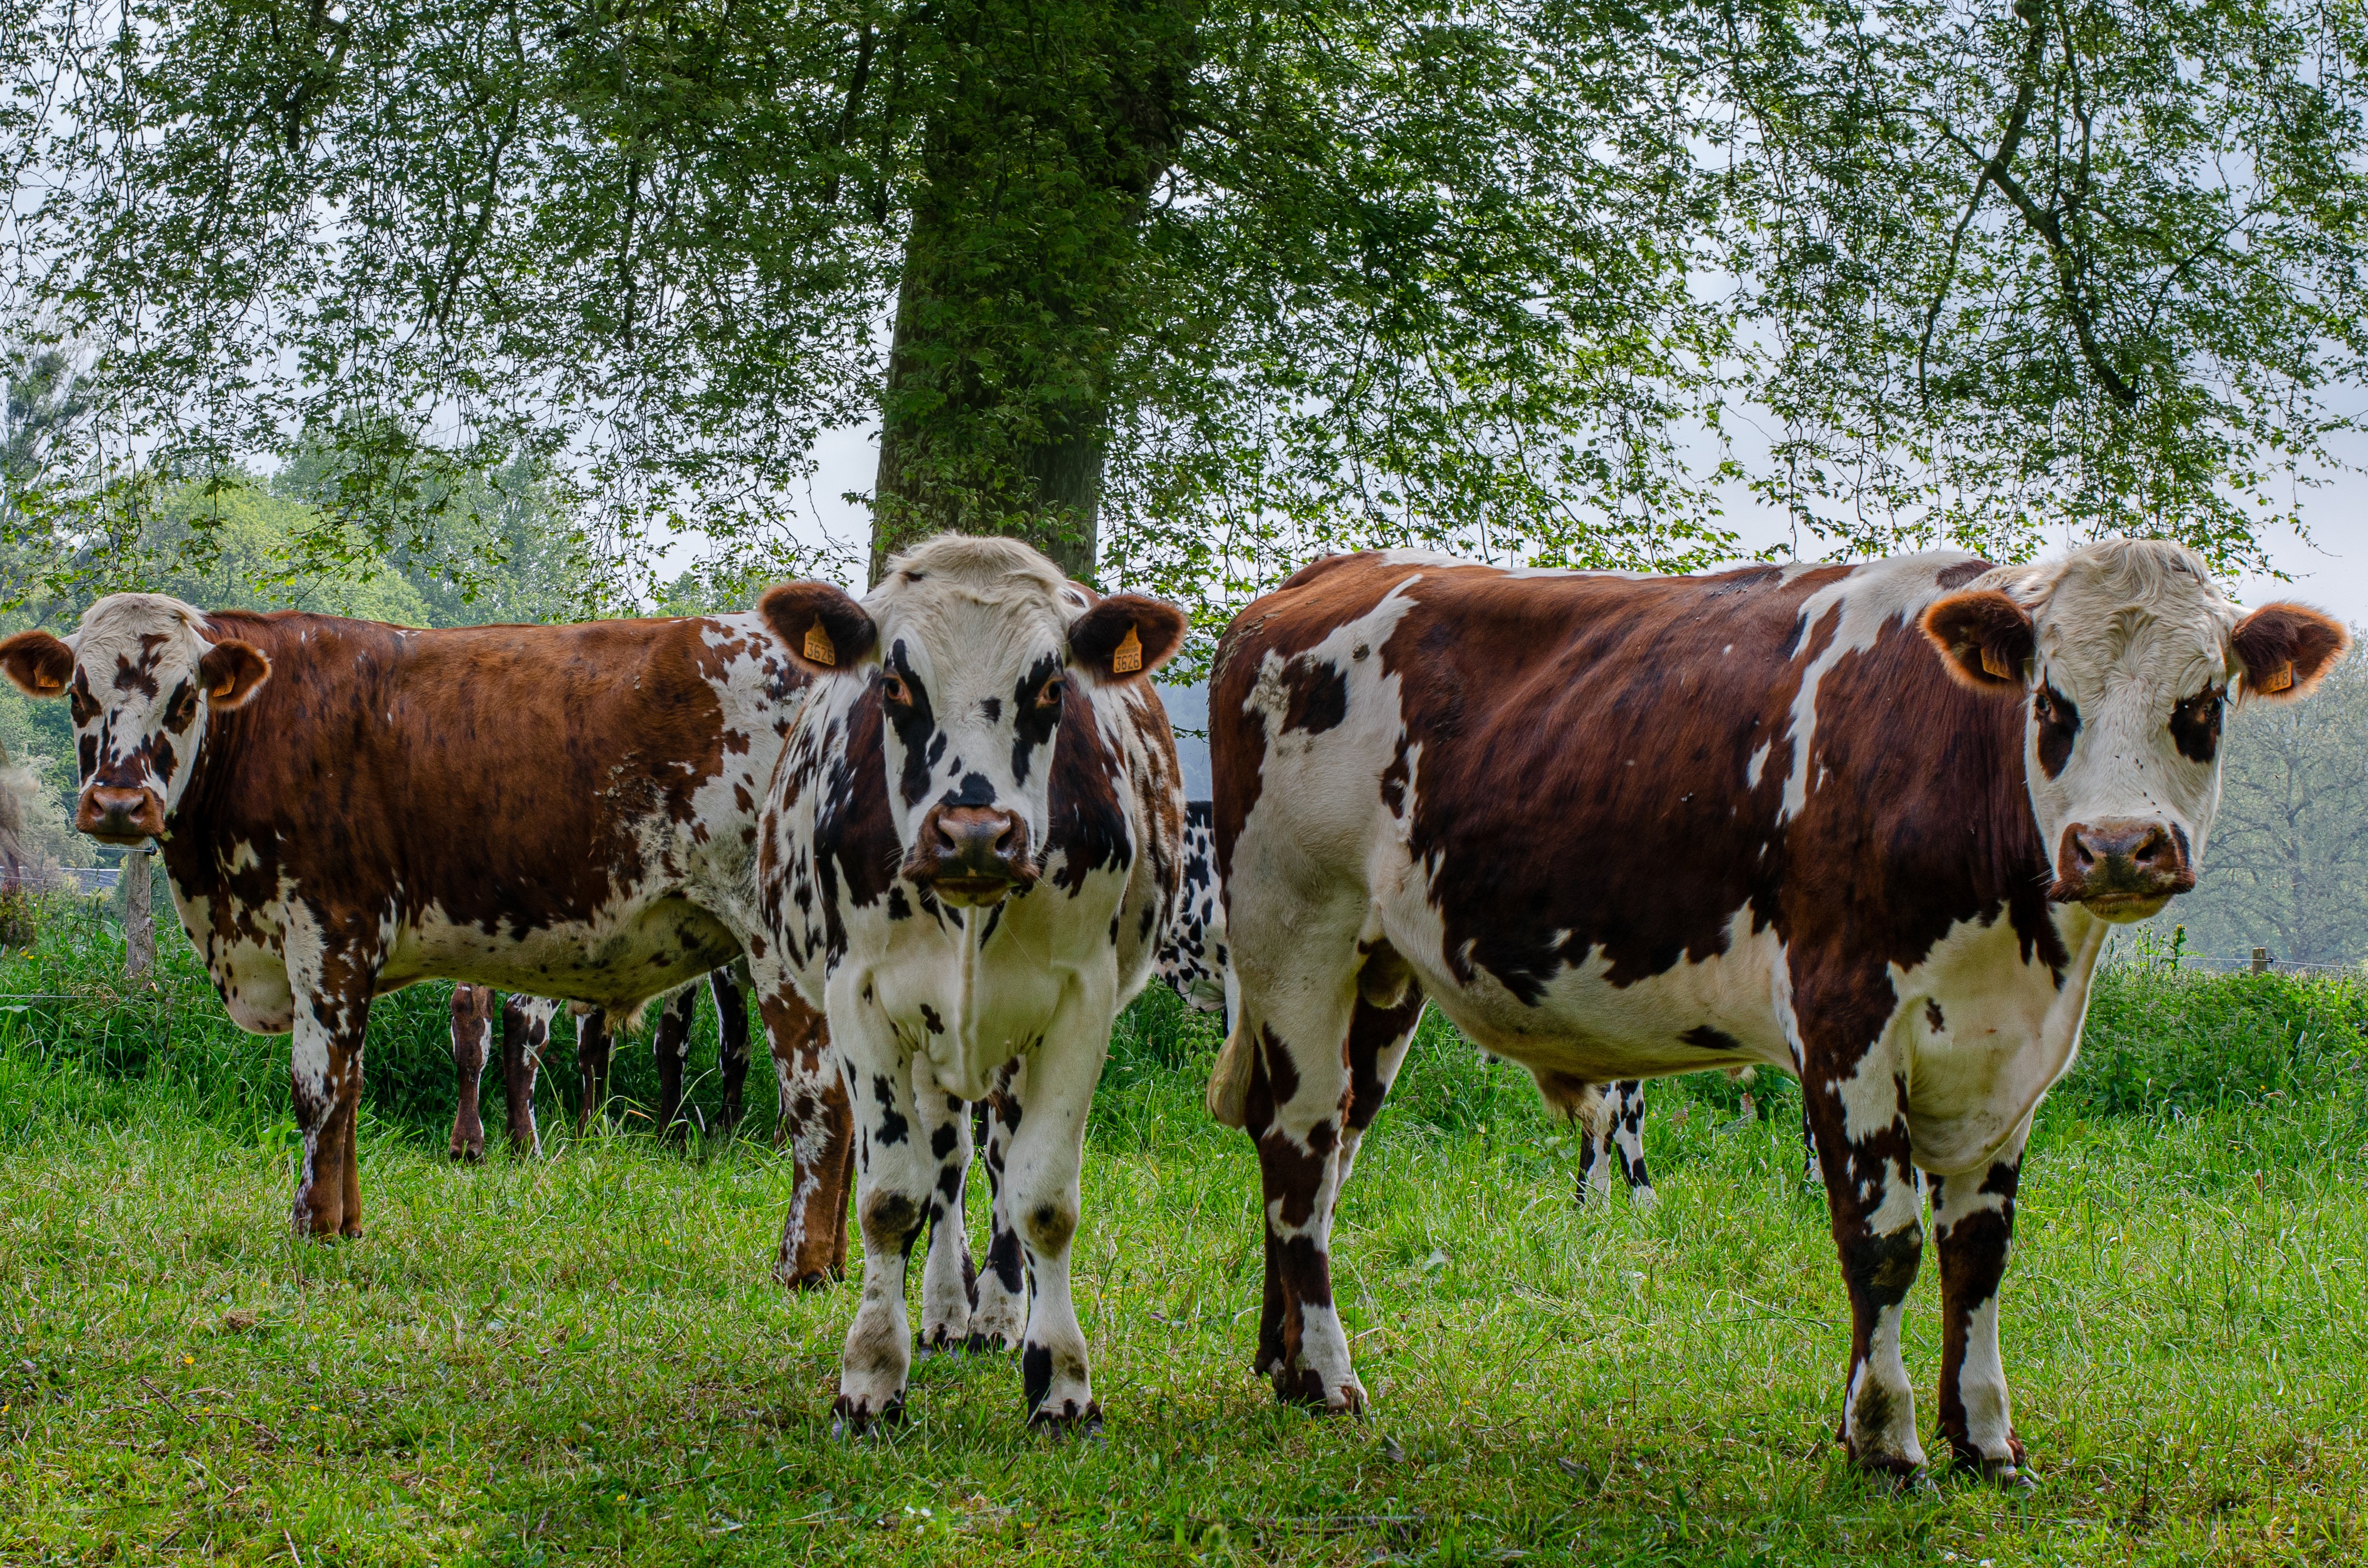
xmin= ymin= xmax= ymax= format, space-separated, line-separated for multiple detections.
xmin=5 ymin=0 xmax=2365 ymax=635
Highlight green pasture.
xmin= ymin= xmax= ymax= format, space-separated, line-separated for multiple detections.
xmin=1 ymin=899 xmax=2365 ymax=1564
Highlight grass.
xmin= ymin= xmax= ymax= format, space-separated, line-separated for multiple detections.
xmin=2 ymin=904 xmax=2367 ymax=1564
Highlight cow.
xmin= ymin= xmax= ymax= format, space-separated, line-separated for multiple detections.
xmin=1203 ymin=540 xmax=2345 ymax=1484
xmin=754 ymin=534 xmax=1186 ymax=1432
xmin=0 ymin=595 xmax=852 ymax=1280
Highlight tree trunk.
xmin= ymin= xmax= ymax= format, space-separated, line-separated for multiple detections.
xmin=864 ymin=0 xmax=1199 ymax=586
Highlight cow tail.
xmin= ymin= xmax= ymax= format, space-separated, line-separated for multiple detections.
xmin=1206 ymin=1018 xmax=1256 ymax=1128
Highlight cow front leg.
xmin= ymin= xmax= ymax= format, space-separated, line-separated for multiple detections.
xmin=575 ymin=1009 xmax=613 ymax=1135
xmin=1000 ymin=1013 xmax=1110 ymax=1432
xmin=1806 ymin=1055 xmax=1927 ymax=1478
xmin=447 ymin=986 xmax=495 ymax=1162
xmin=757 ymin=982 xmax=854 ymax=1287
xmin=287 ymin=939 xmax=377 ymax=1239
xmin=1934 ymin=1121 xmax=2033 ymax=1487
xmin=651 ymin=985 xmax=698 ymax=1146
xmin=970 ymin=1071 xmax=1025 ymax=1352
xmin=1243 ymin=983 xmax=1363 ymax=1413
xmin=500 ymin=996 xmax=552 ymax=1156
xmin=914 ymin=1079 xmax=977 ymax=1353
xmin=833 ymin=1021 xmax=931 ymax=1430
xmin=712 ymin=963 xmax=752 ymax=1136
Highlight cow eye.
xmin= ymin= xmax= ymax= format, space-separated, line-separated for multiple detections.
xmin=1036 ymin=676 xmax=1065 ymax=710
xmin=881 ymin=672 xmax=912 ymax=706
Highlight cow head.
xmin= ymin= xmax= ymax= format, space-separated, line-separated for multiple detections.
xmin=0 ymin=593 xmax=271 ymax=845
xmin=762 ymin=535 xmax=1184 ymax=908
xmin=1923 ymin=541 xmax=2346 ymax=922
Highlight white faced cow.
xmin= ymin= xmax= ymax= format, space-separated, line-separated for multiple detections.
xmin=755 ymin=535 xmax=1185 ymax=1432
xmin=1204 ymin=540 xmax=2344 ymax=1484
xmin=0 ymin=595 xmax=850 ymax=1275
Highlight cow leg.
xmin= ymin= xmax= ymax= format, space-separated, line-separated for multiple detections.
xmin=970 ymin=1070 xmax=1026 ymax=1352
xmin=999 ymin=1010 xmax=1108 ymax=1432
xmin=1257 ymin=990 xmax=1423 ymax=1375
xmin=1933 ymin=1120 xmax=2033 ymax=1487
xmin=576 ymin=1009 xmax=612 ymax=1135
xmin=1575 ymin=1080 xmax=1653 ymax=1206
xmin=757 ymin=981 xmax=855 ymax=1288
xmin=1241 ymin=978 xmax=1364 ymax=1413
xmin=651 ymin=985 xmax=698 ymax=1147
xmin=287 ymin=932 xmax=377 ymax=1240
xmin=447 ymin=986 xmax=494 ymax=1162
xmin=832 ymin=1017 xmax=932 ymax=1430
xmin=914 ymin=1079 xmax=977 ymax=1354
xmin=1804 ymin=1044 xmax=1927 ymax=1478
xmin=711 ymin=962 xmax=752 ymax=1136
xmin=500 ymin=996 xmax=551 ymax=1157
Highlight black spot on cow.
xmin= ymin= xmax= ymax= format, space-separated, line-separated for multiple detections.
xmin=1681 ymin=1025 xmax=1744 ymax=1053
xmin=1281 ymin=657 xmax=1348 ymax=735
xmin=872 ymin=1073 xmax=910 ymax=1145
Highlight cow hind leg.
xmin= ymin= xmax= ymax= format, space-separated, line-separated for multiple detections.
xmin=447 ymin=986 xmax=494 ymax=1162
xmin=712 ymin=963 xmax=752 ymax=1136
xmin=651 ymin=986 xmax=698 ymax=1147
xmin=500 ymin=996 xmax=551 ymax=1157
xmin=758 ymin=983 xmax=855 ymax=1289
xmin=1934 ymin=1124 xmax=2033 ymax=1488
xmin=1806 ymin=1059 xmax=1928 ymax=1478
xmin=575 ymin=1010 xmax=614 ymax=1135
xmin=914 ymin=1081 xmax=977 ymax=1353
xmin=970 ymin=1069 xmax=1026 ymax=1352
xmin=1240 ymin=975 xmax=1364 ymax=1413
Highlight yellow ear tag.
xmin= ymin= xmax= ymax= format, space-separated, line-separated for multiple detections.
xmin=804 ymin=619 xmax=836 ymax=667
xmin=2263 ymin=660 xmax=2294 ymax=694
xmin=1111 ymin=625 xmax=1144 ymax=676
xmin=1980 ymin=646 xmax=2014 ymax=681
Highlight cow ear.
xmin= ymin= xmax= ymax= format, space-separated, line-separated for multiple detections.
xmin=2232 ymin=602 xmax=2348 ymax=702
xmin=1070 ymin=595 xmax=1186 ymax=684
xmin=1921 ymin=590 xmax=2036 ymax=693
xmin=760 ymin=581 xmax=878 ymax=675
xmin=0 ymin=630 xmax=74 ymax=698
xmin=198 ymin=639 xmax=271 ymax=709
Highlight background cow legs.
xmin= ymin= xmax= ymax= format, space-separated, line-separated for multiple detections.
xmin=1934 ymin=1120 xmax=2032 ymax=1486
xmin=1803 ymin=1019 xmax=1929 ymax=1477
xmin=650 ymin=985 xmax=699 ymax=1145
xmin=447 ymin=985 xmax=495 ymax=1162
xmin=712 ymin=962 xmax=752 ymax=1135
xmin=758 ymin=983 xmax=854 ymax=1287
xmin=499 ymin=996 xmax=553 ymax=1156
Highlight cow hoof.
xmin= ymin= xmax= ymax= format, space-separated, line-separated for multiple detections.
xmin=773 ymin=1265 xmax=841 ymax=1292
xmin=831 ymin=1395 xmax=904 ymax=1437
xmin=1027 ymin=1399 xmax=1102 ymax=1438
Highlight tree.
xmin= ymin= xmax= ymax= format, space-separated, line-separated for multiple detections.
xmin=5 ymin=0 xmax=2366 ymax=623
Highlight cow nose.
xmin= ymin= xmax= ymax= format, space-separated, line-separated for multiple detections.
xmin=76 ymin=785 xmax=164 ymax=845
xmin=2051 ymin=816 xmax=2194 ymax=920
xmin=906 ymin=804 xmax=1039 ymax=905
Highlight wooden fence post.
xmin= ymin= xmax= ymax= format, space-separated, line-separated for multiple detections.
xmin=124 ymin=847 xmax=155 ymax=981
xmin=2251 ymin=946 xmax=2270 ymax=977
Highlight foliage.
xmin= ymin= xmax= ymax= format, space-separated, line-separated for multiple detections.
xmin=12 ymin=0 xmax=2364 ymax=633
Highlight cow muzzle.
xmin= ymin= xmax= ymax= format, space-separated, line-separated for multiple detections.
xmin=904 ymin=804 xmax=1040 ymax=907
xmin=2050 ymin=817 xmax=2194 ymax=921
xmin=76 ymin=785 xmax=165 ymax=845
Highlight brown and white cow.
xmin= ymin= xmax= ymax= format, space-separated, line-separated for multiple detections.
xmin=755 ymin=535 xmax=1185 ymax=1432
xmin=1205 ymin=541 xmax=2344 ymax=1483
xmin=0 ymin=595 xmax=850 ymax=1272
